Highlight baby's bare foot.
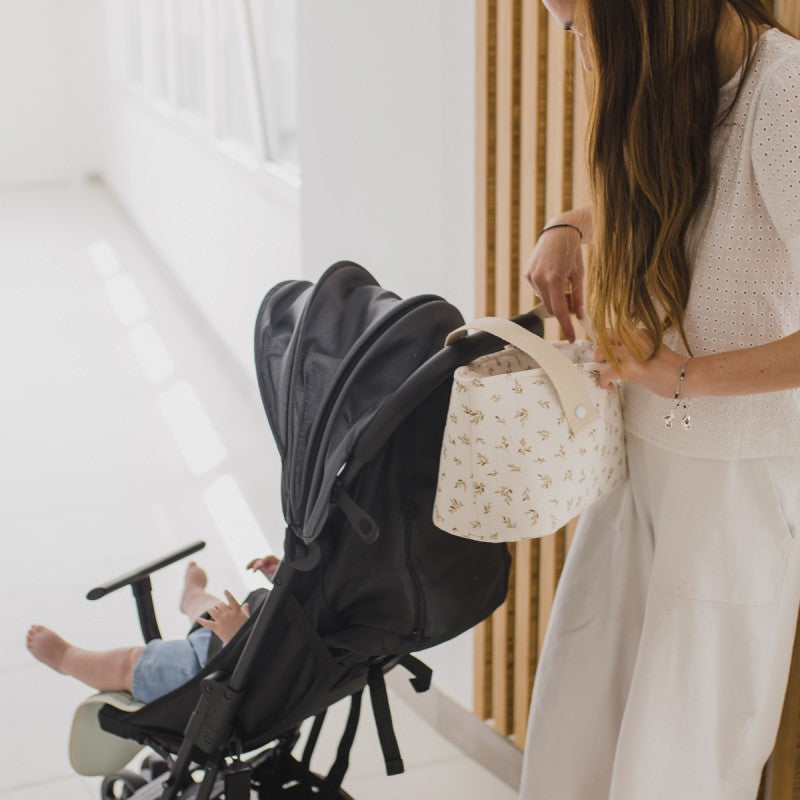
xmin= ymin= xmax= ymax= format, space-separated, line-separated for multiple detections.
xmin=26 ymin=625 xmax=70 ymax=673
xmin=180 ymin=561 xmax=209 ymax=615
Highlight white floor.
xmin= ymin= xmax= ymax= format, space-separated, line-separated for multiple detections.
xmin=0 ymin=181 xmax=517 ymax=800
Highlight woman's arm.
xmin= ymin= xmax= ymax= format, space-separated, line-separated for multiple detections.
xmin=596 ymin=327 xmax=800 ymax=398
xmin=523 ymin=204 xmax=594 ymax=342
xmin=685 ymin=330 xmax=800 ymax=397
xmin=545 ymin=205 xmax=594 ymax=245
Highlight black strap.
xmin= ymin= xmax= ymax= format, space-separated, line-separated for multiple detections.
xmin=367 ymin=666 xmax=405 ymax=776
xmin=331 ymin=480 xmax=380 ymax=543
xmin=223 ymin=761 xmax=253 ymax=800
xmin=283 ymin=595 xmax=342 ymax=676
xmin=319 ymin=691 xmax=363 ymax=799
xmin=398 ymin=655 xmax=432 ymax=692
xmin=301 ymin=709 xmax=327 ymax=771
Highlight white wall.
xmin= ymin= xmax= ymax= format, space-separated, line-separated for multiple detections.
xmin=0 ymin=0 xmax=105 ymax=185
xmin=297 ymin=0 xmax=477 ymax=708
xmin=297 ymin=0 xmax=476 ymax=320
xmin=103 ymin=92 xmax=302 ymax=377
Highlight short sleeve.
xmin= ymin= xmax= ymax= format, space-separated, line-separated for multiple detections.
xmin=751 ymin=57 xmax=800 ymax=265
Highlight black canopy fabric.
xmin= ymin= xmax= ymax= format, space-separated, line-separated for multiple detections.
xmin=254 ymin=262 xmax=464 ymax=545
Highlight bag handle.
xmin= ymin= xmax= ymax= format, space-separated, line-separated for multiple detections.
xmin=445 ymin=309 xmax=600 ymax=434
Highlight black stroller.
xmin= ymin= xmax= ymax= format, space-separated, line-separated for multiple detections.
xmin=73 ymin=262 xmax=544 ymax=799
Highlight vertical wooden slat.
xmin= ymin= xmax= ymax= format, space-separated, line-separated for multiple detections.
xmin=473 ymin=616 xmax=493 ymax=720
xmin=518 ymin=1 xmax=549 ymax=324
xmin=495 ymin=0 xmax=521 ymax=320
xmin=490 ymin=0 xmax=523 ymax=737
xmin=761 ymin=8 xmax=800 ymax=796
xmin=513 ymin=537 xmax=541 ymax=745
xmin=762 ymin=610 xmax=800 ymax=798
xmin=475 ymin=0 xmax=498 ymax=320
xmin=491 ymin=0 xmax=514 ymax=736
xmin=492 ymin=545 xmax=516 ymax=734
xmin=560 ymin=34 xmax=576 ymax=213
xmin=544 ymin=15 xmax=568 ymax=227
xmin=571 ymin=53 xmax=591 ymax=210
xmin=473 ymin=0 xmax=497 ymax=721
xmin=779 ymin=0 xmax=800 ymax=37
xmin=510 ymin=0 xmax=549 ymax=749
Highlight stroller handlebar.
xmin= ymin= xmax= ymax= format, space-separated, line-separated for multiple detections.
xmin=86 ymin=541 xmax=206 ymax=643
xmin=86 ymin=540 xmax=206 ymax=601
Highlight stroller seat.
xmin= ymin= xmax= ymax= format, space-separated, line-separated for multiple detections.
xmin=70 ymin=691 xmax=144 ymax=776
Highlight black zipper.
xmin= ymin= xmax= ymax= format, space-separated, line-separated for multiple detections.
xmin=400 ymin=456 xmax=426 ymax=642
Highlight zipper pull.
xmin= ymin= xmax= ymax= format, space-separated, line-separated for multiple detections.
xmin=332 ymin=481 xmax=380 ymax=544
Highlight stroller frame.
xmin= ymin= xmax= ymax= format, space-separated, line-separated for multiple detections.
xmin=83 ymin=264 xmax=544 ymax=800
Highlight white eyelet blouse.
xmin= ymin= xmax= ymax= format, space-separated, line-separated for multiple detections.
xmin=621 ymin=27 xmax=800 ymax=460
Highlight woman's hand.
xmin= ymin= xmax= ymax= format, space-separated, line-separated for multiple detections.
xmin=523 ymin=227 xmax=585 ymax=343
xmin=196 ymin=591 xmax=251 ymax=645
xmin=594 ymin=327 xmax=686 ymax=398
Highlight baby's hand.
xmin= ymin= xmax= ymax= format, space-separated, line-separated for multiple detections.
xmin=246 ymin=555 xmax=281 ymax=580
xmin=196 ymin=591 xmax=251 ymax=645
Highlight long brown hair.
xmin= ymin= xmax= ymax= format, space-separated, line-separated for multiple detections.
xmin=582 ymin=0 xmax=786 ymax=367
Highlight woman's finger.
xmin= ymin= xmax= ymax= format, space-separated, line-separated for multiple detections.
xmin=224 ymin=590 xmax=240 ymax=611
xmin=570 ymin=275 xmax=585 ymax=320
xmin=597 ymin=366 xmax=620 ymax=389
xmin=548 ymin=286 xmax=575 ymax=343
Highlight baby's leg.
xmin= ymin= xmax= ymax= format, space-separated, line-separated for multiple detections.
xmin=26 ymin=625 xmax=143 ymax=693
xmin=180 ymin=561 xmax=220 ymax=623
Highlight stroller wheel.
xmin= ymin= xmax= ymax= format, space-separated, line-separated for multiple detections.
xmin=100 ymin=769 xmax=147 ymax=799
xmin=140 ymin=753 xmax=169 ymax=781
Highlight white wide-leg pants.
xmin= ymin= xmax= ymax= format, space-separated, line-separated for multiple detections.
xmin=518 ymin=431 xmax=800 ymax=800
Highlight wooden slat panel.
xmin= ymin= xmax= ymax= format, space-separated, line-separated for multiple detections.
xmin=780 ymin=0 xmax=800 ymax=37
xmin=476 ymin=2 xmax=800 ymax=791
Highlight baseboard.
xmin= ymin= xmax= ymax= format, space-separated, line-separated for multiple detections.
xmin=386 ymin=670 xmax=523 ymax=792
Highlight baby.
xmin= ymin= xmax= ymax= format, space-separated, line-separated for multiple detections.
xmin=26 ymin=555 xmax=281 ymax=704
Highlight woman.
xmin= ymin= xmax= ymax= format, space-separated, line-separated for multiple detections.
xmin=520 ymin=1 xmax=800 ymax=798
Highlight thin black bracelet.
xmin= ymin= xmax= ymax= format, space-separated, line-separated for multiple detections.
xmin=539 ymin=223 xmax=583 ymax=240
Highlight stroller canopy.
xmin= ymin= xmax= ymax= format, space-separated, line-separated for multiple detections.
xmin=255 ymin=261 xmax=465 ymax=545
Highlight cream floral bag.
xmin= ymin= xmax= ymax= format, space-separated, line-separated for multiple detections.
xmin=433 ymin=309 xmax=627 ymax=542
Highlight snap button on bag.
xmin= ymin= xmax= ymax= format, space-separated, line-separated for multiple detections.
xmin=433 ymin=305 xmax=628 ymax=542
